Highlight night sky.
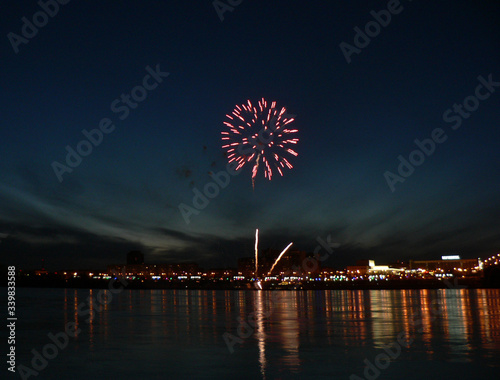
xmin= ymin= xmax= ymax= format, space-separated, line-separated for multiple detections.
xmin=1 ymin=0 xmax=499 ymax=270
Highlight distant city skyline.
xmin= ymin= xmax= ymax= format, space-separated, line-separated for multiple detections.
xmin=7 ymin=247 xmax=492 ymax=274
xmin=14 ymin=250 xmax=500 ymax=291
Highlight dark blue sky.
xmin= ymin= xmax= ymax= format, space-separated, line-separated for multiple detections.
xmin=1 ymin=0 xmax=499 ymax=270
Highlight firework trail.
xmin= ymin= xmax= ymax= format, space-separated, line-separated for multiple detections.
xmin=221 ymin=98 xmax=298 ymax=187
xmin=254 ymin=228 xmax=259 ymax=275
xmin=268 ymin=242 xmax=294 ymax=275
xmin=252 ymin=152 xmax=261 ymax=189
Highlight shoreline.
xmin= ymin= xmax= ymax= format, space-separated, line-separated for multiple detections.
xmin=5 ymin=277 xmax=498 ymax=290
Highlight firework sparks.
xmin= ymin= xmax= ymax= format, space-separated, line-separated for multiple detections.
xmin=268 ymin=242 xmax=294 ymax=275
xmin=222 ymin=98 xmax=299 ymax=187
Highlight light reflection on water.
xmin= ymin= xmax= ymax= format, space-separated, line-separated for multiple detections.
xmin=11 ymin=288 xmax=500 ymax=379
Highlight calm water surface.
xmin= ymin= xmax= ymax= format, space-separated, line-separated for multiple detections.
xmin=5 ymin=288 xmax=500 ymax=379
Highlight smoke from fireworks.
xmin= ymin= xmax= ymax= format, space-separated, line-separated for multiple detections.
xmin=221 ymin=98 xmax=299 ymax=188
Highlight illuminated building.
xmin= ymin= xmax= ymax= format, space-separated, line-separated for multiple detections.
xmin=409 ymin=257 xmax=481 ymax=274
xmin=346 ymin=260 xmax=404 ymax=278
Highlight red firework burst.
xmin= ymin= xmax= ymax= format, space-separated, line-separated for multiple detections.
xmin=221 ymin=98 xmax=299 ymax=186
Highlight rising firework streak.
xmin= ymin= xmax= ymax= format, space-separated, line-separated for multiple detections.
xmin=254 ymin=228 xmax=259 ymax=275
xmin=268 ymin=242 xmax=294 ymax=275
